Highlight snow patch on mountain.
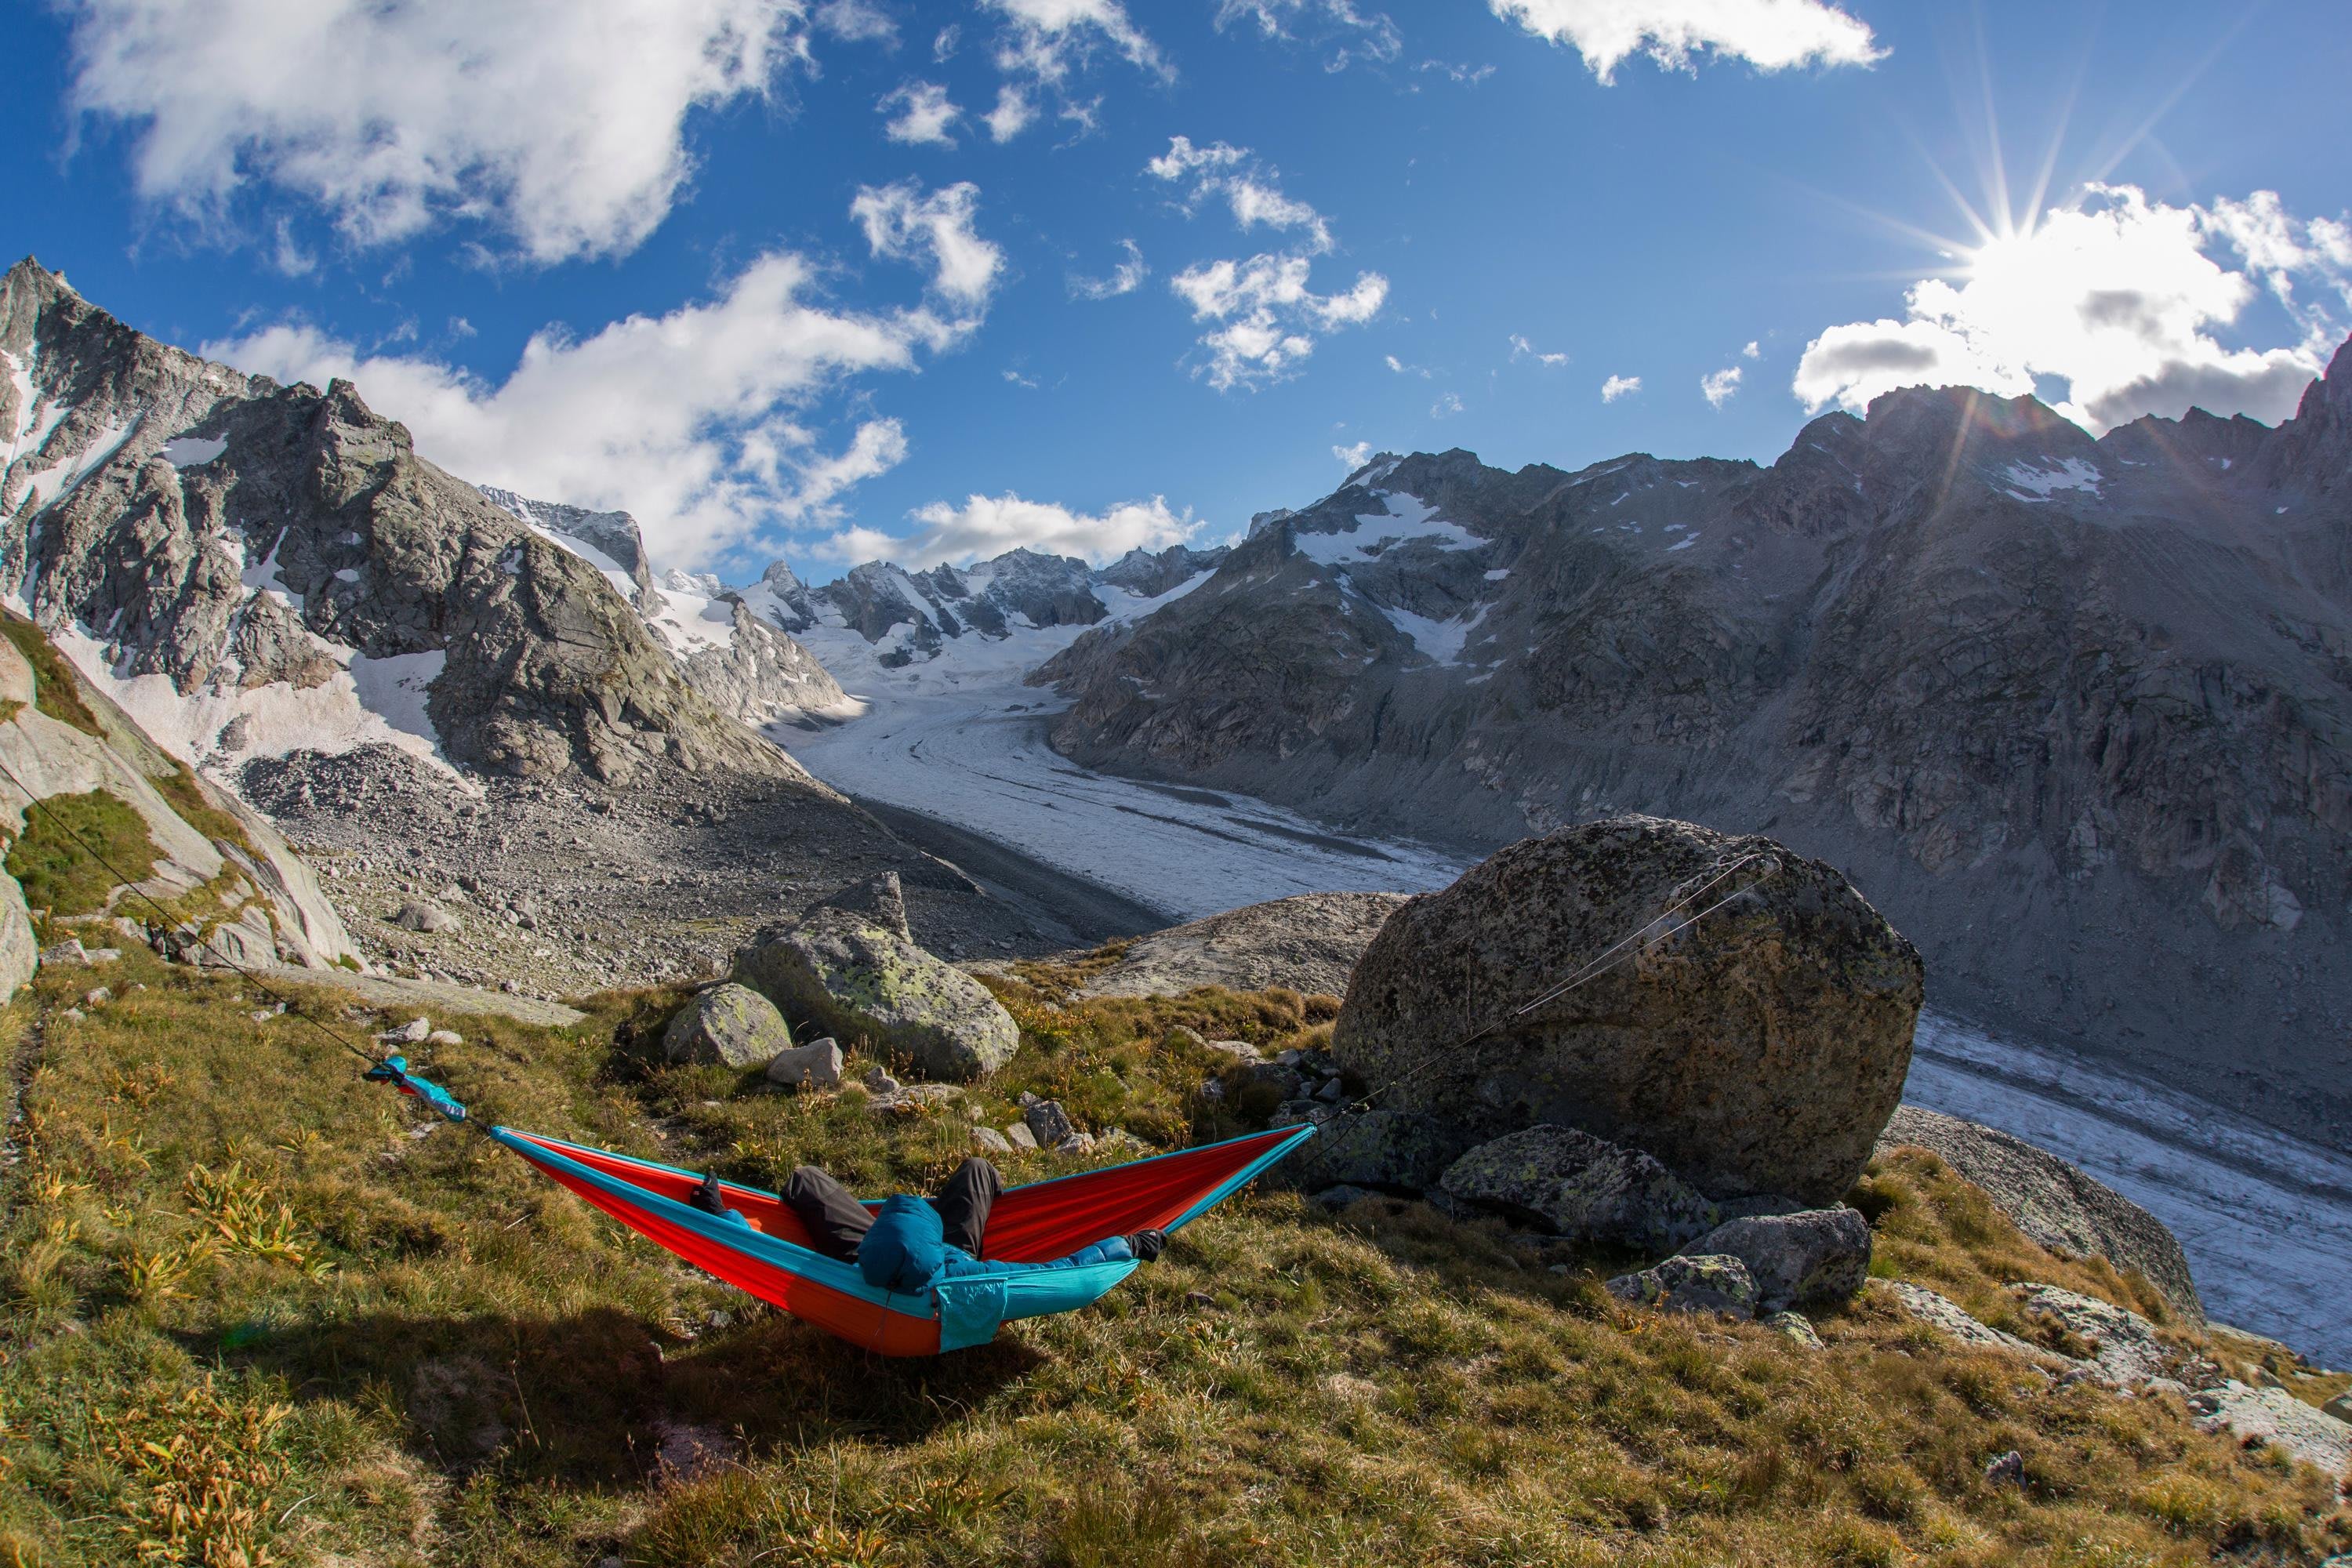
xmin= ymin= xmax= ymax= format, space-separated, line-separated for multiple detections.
xmin=160 ymin=434 xmax=227 ymax=467
xmin=2002 ymin=458 xmax=2103 ymax=499
xmin=1294 ymin=492 xmax=1483 ymax=564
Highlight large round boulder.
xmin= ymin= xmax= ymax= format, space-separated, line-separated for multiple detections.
xmin=1331 ymin=815 xmax=1922 ymax=1205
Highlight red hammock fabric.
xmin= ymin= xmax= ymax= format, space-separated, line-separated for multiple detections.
xmin=499 ymin=1125 xmax=1311 ymax=1354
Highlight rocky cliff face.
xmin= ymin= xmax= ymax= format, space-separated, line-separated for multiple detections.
xmin=746 ymin=541 xmax=1229 ymax=670
xmin=0 ymin=256 xmax=811 ymax=786
xmin=1037 ymin=369 xmax=2352 ymax=1149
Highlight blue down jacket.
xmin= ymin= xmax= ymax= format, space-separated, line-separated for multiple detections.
xmin=857 ymin=1192 xmax=1134 ymax=1292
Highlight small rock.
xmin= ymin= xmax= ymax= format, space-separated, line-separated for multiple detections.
xmin=1203 ymin=1037 xmax=1262 ymax=1065
xmin=1763 ymin=1311 xmax=1824 ymax=1350
xmin=249 ymin=1009 xmax=274 ymax=1023
xmin=85 ymin=947 xmax=122 ymax=964
xmin=1053 ymin=1131 xmax=1096 ymax=1155
xmin=971 ymin=1126 xmax=1014 ymax=1154
xmin=37 ymin=938 xmax=91 ymax=969
xmin=1185 ymin=1290 xmax=1215 ymax=1308
xmin=383 ymin=1017 xmax=434 ymax=1044
xmin=2325 ymin=1392 xmax=2352 ymax=1423
xmin=426 ymin=1029 xmax=463 ymax=1047
xmin=865 ymin=1066 xmax=902 ymax=1095
xmin=392 ymin=900 xmax=460 ymax=934
xmin=1605 ymin=1254 xmax=1758 ymax=1317
xmin=1024 ymin=1099 xmax=1076 ymax=1147
xmin=82 ymin=987 xmax=111 ymax=1006
xmin=1004 ymin=1123 xmax=1039 ymax=1151
xmin=60 ymin=1007 xmax=85 ymax=1021
xmin=766 ymin=1037 xmax=844 ymax=1091
xmin=1198 ymin=1076 xmax=1226 ymax=1102
xmin=1313 ymin=1078 xmax=1348 ymax=1103
xmin=1678 ymin=1208 xmax=1871 ymax=1312
xmin=1164 ymin=1025 xmax=1209 ymax=1051
xmin=1984 ymin=1450 xmax=2024 ymax=1486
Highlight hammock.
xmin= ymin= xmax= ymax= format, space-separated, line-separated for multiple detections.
xmin=367 ymin=1056 xmax=1315 ymax=1356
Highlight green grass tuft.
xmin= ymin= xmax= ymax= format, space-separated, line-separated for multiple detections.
xmin=4 ymin=788 xmax=162 ymax=916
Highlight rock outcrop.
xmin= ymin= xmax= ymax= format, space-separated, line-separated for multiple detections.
xmin=1035 ymin=368 xmax=2352 ymax=1149
xmin=1069 ymin=891 xmax=1407 ymax=1000
xmin=735 ymin=877 xmax=1018 ymax=1081
xmin=1332 ymin=816 xmax=1923 ymax=1204
xmin=1605 ymin=1254 xmax=1759 ymax=1316
xmin=1677 ymin=1209 xmax=1871 ymax=1312
xmin=1439 ymin=1123 xmax=1719 ymax=1250
xmin=1876 ymin=1104 xmax=2203 ymax=1323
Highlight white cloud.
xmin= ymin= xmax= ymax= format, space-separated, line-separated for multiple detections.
xmin=828 ymin=491 xmax=1199 ymax=567
xmin=1334 ymin=439 xmax=1374 ymax=468
xmin=879 ymin=81 xmax=962 ymax=144
xmin=934 ymin=24 xmax=961 ymax=58
xmin=1742 ymin=339 xmax=1760 ymax=358
xmin=1601 ymin=373 xmax=1641 ymax=401
xmin=1215 ymin=0 xmax=1403 ymax=71
xmin=1003 ymin=368 xmax=1040 ymax=389
xmin=1149 ymin=136 xmax=1333 ymax=252
xmin=1509 ymin=332 xmax=1568 ymax=366
xmin=983 ymin=0 xmax=1168 ymax=83
xmin=850 ymin=180 xmax=1004 ymax=305
xmin=1700 ymin=365 xmax=1742 ymax=407
xmin=1171 ymin=255 xmax=1388 ymax=390
xmin=1069 ymin=238 xmax=1148 ymax=299
xmin=815 ymin=0 xmax=895 ymax=42
xmin=1490 ymin=0 xmax=1882 ymax=83
xmin=64 ymin=0 xmax=807 ymax=266
xmin=1431 ymin=390 xmax=1464 ymax=417
xmin=204 ymin=250 xmax=971 ymax=568
xmin=983 ymin=85 xmax=1037 ymax=142
xmin=1792 ymin=184 xmax=2347 ymax=432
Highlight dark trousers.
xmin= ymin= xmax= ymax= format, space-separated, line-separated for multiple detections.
xmin=785 ymin=1157 xmax=1003 ymax=1262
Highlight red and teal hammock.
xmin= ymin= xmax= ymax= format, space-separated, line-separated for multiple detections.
xmin=367 ymin=1055 xmax=1315 ymax=1356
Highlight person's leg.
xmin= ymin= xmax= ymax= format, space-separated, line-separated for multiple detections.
xmin=932 ymin=1157 xmax=1002 ymax=1256
xmin=785 ymin=1166 xmax=874 ymax=1261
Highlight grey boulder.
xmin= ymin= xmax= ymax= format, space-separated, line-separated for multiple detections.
xmin=1333 ymin=815 xmax=1922 ymax=1205
xmin=1678 ymin=1208 xmax=1871 ymax=1312
xmin=393 ymin=899 xmax=460 ymax=934
xmin=1439 ymin=1123 xmax=1717 ymax=1250
xmin=1024 ymin=1099 xmax=1076 ymax=1147
xmin=1876 ymin=1104 xmax=2201 ymax=1324
xmin=664 ymin=982 xmax=794 ymax=1069
xmin=2188 ymin=1383 xmax=2351 ymax=1484
xmin=1278 ymin=1107 xmax=1465 ymax=1195
xmin=765 ymin=1036 xmax=844 ymax=1091
xmin=1606 ymin=1254 xmax=1758 ymax=1316
xmin=735 ymin=884 xmax=1018 ymax=1082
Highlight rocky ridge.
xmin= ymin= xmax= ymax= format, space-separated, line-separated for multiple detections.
xmin=1034 ymin=362 xmax=2352 ymax=1149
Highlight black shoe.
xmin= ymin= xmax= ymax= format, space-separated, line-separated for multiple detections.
xmin=1126 ymin=1228 xmax=1168 ymax=1263
xmin=688 ymin=1174 xmax=730 ymax=1216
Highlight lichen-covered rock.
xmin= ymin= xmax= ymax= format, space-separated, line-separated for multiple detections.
xmin=2016 ymin=1285 xmax=2217 ymax=1388
xmin=736 ymin=906 xmax=1018 ymax=1081
xmin=1277 ymin=1107 xmax=1467 ymax=1196
xmin=1679 ymin=1208 xmax=1871 ymax=1312
xmin=1764 ymin=1310 xmax=1824 ymax=1349
xmin=664 ymin=982 xmax=793 ymax=1069
xmin=1877 ymin=1104 xmax=2202 ymax=1324
xmin=1334 ymin=816 xmax=1922 ymax=1204
xmin=1071 ymin=891 xmax=1409 ymax=1000
xmin=1875 ymin=1281 xmax=2066 ymax=1370
xmin=1606 ymin=1254 xmax=1757 ymax=1316
xmin=1439 ymin=1123 xmax=1717 ymax=1250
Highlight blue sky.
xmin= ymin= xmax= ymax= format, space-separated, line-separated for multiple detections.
xmin=5 ymin=1 xmax=2349 ymax=579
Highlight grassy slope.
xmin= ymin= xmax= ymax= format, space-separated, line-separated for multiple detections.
xmin=0 ymin=957 xmax=2343 ymax=1568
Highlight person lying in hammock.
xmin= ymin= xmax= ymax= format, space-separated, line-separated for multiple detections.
xmin=688 ymin=1157 xmax=1167 ymax=1294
